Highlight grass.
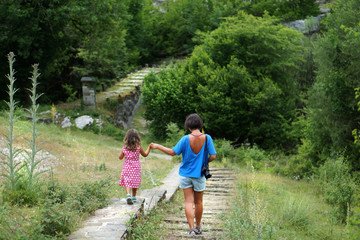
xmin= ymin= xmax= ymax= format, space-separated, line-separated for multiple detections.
xmin=0 ymin=104 xmax=176 ymax=238
xmin=224 ymin=166 xmax=347 ymax=239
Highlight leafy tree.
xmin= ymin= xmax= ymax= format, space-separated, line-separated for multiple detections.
xmin=143 ymin=12 xmax=304 ymax=149
xmin=0 ymin=0 xmax=73 ymax=103
xmin=237 ymin=0 xmax=320 ymax=22
xmin=303 ymin=0 xmax=360 ymax=169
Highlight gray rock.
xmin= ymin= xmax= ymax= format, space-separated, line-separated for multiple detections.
xmin=61 ymin=117 xmax=73 ymax=128
xmin=75 ymin=115 xmax=94 ymax=129
xmin=284 ymin=14 xmax=325 ymax=34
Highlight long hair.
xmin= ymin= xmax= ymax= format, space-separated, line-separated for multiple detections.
xmin=123 ymin=129 xmax=141 ymax=151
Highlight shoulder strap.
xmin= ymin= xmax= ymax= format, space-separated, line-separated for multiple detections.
xmin=204 ymin=134 xmax=208 ymax=164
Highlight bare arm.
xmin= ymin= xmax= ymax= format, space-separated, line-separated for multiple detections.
xmin=140 ymin=144 xmax=151 ymax=157
xmin=151 ymin=143 xmax=176 ymax=156
xmin=208 ymin=154 xmax=216 ymax=162
xmin=119 ymin=149 xmax=124 ymax=160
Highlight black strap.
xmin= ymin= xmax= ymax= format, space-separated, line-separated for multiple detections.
xmin=204 ymin=134 xmax=208 ymax=165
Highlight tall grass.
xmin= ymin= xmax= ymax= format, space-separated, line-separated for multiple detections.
xmin=224 ymin=167 xmax=347 ymax=239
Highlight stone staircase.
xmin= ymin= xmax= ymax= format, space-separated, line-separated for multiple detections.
xmin=96 ymin=68 xmax=159 ymax=104
xmin=162 ymin=168 xmax=235 ymax=239
xmin=96 ymin=67 xmax=161 ymax=129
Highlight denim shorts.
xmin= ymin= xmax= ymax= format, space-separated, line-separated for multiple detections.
xmin=179 ymin=175 xmax=206 ymax=192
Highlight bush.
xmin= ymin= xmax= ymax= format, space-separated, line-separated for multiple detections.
xmin=318 ymin=157 xmax=358 ymax=222
xmin=69 ymin=179 xmax=110 ymax=214
xmin=1 ymin=176 xmax=42 ymax=206
xmin=40 ymin=199 xmax=77 ymax=238
xmin=347 ymin=205 xmax=360 ymax=239
xmin=213 ymin=139 xmax=233 ymax=161
xmin=165 ymin=122 xmax=185 ymax=147
xmin=231 ymin=145 xmax=268 ymax=170
xmin=0 ymin=204 xmax=44 ymax=240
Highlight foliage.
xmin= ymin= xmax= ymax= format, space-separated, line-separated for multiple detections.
xmin=143 ymin=12 xmax=304 ymax=149
xmin=213 ymin=139 xmax=233 ymax=161
xmin=347 ymin=205 xmax=360 ymax=240
xmin=237 ymin=0 xmax=320 ymax=22
xmin=231 ymin=145 xmax=268 ymax=170
xmin=304 ymin=0 xmax=360 ymax=170
xmin=165 ymin=122 xmax=185 ymax=147
xmin=62 ymin=84 xmax=78 ymax=103
xmin=0 ymin=176 xmax=110 ymax=239
xmin=318 ymin=157 xmax=358 ymax=223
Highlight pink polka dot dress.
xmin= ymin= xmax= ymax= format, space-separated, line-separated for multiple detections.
xmin=119 ymin=145 xmax=141 ymax=188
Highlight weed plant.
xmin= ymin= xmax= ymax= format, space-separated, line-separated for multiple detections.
xmin=1 ymin=52 xmax=22 ymax=191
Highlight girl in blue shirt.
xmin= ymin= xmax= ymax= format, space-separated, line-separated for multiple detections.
xmin=151 ymin=113 xmax=216 ymax=236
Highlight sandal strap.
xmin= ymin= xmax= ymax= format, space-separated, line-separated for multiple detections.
xmin=188 ymin=228 xmax=196 ymax=236
xmin=195 ymin=226 xmax=202 ymax=234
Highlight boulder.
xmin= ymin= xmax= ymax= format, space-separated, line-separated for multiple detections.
xmin=75 ymin=115 xmax=94 ymax=129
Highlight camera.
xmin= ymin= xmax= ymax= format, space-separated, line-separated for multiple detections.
xmin=201 ymin=164 xmax=212 ymax=179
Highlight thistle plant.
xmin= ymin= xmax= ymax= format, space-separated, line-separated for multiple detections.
xmin=23 ymin=63 xmax=44 ymax=187
xmin=1 ymin=52 xmax=22 ymax=190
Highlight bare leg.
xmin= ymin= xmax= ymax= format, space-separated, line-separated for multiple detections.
xmin=132 ymin=188 xmax=137 ymax=197
xmin=125 ymin=187 xmax=131 ymax=195
xmin=194 ymin=191 xmax=204 ymax=228
xmin=183 ymin=187 xmax=195 ymax=229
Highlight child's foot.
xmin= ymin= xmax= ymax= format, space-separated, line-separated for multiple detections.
xmin=126 ymin=194 xmax=133 ymax=205
xmin=131 ymin=196 xmax=137 ymax=203
xmin=195 ymin=226 xmax=202 ymax=235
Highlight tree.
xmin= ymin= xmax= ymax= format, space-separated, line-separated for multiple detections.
xmin=143 ymin=12 xmax=304 ymax=149
xmin=303 ymin=0 xmax=360 ymax=169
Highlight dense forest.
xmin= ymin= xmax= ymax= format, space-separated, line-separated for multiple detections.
xmin=1 ymin=0 xmax=360 ymax=238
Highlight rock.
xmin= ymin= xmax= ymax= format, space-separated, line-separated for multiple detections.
xmin=75 ymin=115 xmax=94 ymax=129
xmin=39 ymin=110 xmax=51 ymax=115
xmin=284 ymin=14 xmax=325 ymax=34
xmin=61 ymin=117 xmax=73 ymax=128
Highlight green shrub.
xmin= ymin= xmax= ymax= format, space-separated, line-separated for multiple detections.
xmin=274 ymin=154 xmax=314 ymax=179
xmin=347 ymin=205 xmax=360 ymax=239
xmin=213 ymin=139 xmax=233 ymax=161
xmin=0 ymin=204 xmax=44 ymax=240
xmin=165 ymin=122 xmax=185 ymax=147
xmin=69 ymin=179 xmax=110 ymax=214
xmin=104 ymin=98 xmax=118 ymax=112
xmin=231 ymin=145 xmax=268 ymax=170
xmin=40 ymin=199 xmax=77 ymax=238
xmin=318 ymin=157 xmax=358 ymax=222
xmin=101 ymin=124 xmax=124 ymax=141
xmin=2 ymin=176 xmax=42 ymax=206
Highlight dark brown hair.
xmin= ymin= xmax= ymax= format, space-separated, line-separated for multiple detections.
xmin=184 ymin=113 xmax=203 ymax=130
xmin=123 ymin=129 xmax=141 ymax=151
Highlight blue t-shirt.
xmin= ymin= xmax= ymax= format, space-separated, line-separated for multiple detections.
xmin=172 ymin=134 xmax=217 ymax=178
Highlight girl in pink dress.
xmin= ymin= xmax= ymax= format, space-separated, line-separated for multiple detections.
xmin=119 ymin=129 xmax=151 ymax=205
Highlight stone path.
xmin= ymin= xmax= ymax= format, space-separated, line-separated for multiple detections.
xmin=67 ymin=164 xmax=235 ymax=240
xmin=67 ymin=162 xmax=180 ymax=240
xmin=162 ymin=168 xmax=235 ymax=239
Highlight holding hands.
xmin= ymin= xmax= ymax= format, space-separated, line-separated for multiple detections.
xmin=149 ymin=142 xmax=175 ymax=156
xmin=150 ymin=143 xmax=158 ymax=150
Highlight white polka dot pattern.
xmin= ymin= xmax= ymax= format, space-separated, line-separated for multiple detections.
xmin=118 ymin=145 xmax=142 ymax=188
